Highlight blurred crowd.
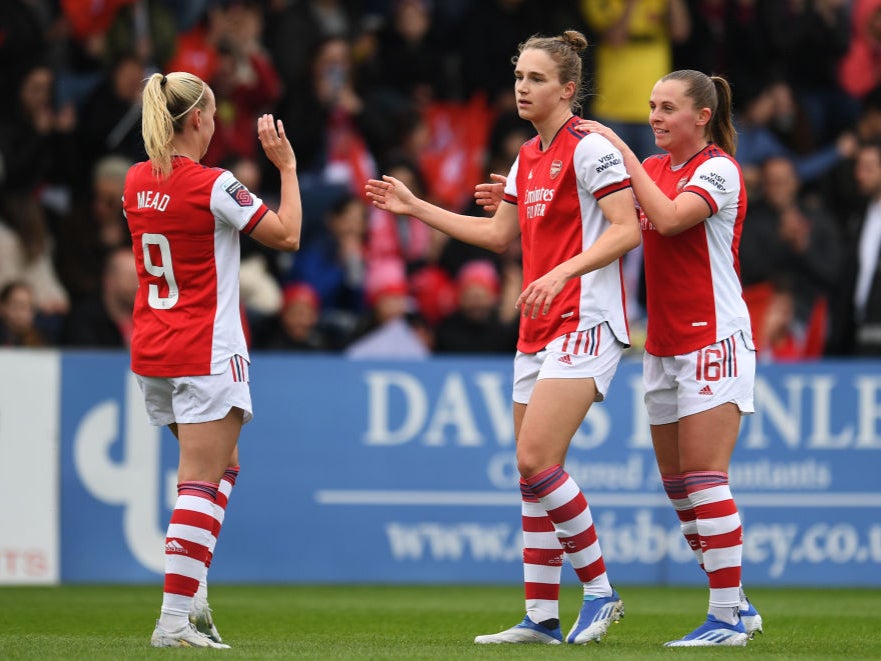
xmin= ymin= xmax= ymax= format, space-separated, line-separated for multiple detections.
xmin=2 ymin=0 xmax=881 ymax=360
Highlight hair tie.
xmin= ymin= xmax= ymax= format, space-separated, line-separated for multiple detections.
xmin=160 ymin=75 xmax=168 ymax=87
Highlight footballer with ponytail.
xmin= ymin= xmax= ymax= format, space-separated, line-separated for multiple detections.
xmin=141 ymin=72 xmax=209 ymax=178
xmin=124 ymin=72 xmax=304 ymax=648
xmin=580 ymin=68 xmax=761 ymax=647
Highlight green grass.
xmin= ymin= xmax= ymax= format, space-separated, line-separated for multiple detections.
xmin=0 ymin=585 xmax=879 ymax=659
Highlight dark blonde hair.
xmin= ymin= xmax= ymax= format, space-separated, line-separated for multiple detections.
xmin=141 ymin=71 xmax=209 ymax=177
xmin=661 ymin=70 xmax=737 ymax=156
xmin=513 ymin=30 xmax=589 ymax=114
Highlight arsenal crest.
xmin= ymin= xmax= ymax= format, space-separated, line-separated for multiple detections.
xmin=550 ymin=160 xmax=563 ymax=179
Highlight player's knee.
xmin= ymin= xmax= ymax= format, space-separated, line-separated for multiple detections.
xmin=517 ymin=454 xmax=554 ymax=480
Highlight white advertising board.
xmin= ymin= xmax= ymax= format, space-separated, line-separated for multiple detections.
xmin=0 ymin=349 xmax=59 ymax=584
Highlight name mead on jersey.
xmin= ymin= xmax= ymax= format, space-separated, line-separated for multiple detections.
xmin=136 ymin=191 xmax=170 ymax=211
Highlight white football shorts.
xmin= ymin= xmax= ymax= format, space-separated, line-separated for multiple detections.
xmin=643 ymin=330 xmax=755 ymax=425
xmin=512 ymin=322 xmax=625 ymax=404
xmin=135 ymin=354 xmax=253 ymax=426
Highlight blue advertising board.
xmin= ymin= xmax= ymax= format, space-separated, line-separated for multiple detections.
xmin=59 ymin=352 xmax=881 ymax=585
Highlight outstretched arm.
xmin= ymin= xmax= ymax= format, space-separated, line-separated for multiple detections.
xmin=365 ymin=175 xmax=520 ymax=253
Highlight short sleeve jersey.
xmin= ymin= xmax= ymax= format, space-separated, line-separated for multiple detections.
xmin=123 ymin=156 xmax=268 ymax=376
xmin=503 ymin=116 xmax=633 ymax=353
xmin=641 ymin=144 xmax=752 ymax=356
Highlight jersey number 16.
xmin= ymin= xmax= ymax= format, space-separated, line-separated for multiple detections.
xmin=695 ymin=346 xmax=732 ymax=382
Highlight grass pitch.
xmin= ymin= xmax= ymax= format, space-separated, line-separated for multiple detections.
xmin=0 ymin=584 xmax=879 ymax=660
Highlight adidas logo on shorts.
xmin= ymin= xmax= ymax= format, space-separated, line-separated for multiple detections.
xmin=558 ymin=354 xmax=573 ymax=365
xmin=699 ymin=385 xmax=714 ymax=396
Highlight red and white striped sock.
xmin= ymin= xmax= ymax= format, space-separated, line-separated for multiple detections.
xmin=662 ymin=473 xmax=704 ymax=569
xmin=196 ymin=466 xmax=240 ymax=604
xmin=525 ymin=465 xmax=611 ymax=597
xmin=159 ymin=481 xmax=218 ymax=630
xmin=684 ymin=471 xmax=742 ymax=623
xmin=520 ymin=479 xmax=563 ymax=624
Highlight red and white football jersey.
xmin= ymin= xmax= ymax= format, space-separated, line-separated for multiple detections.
xmin=641 ymin=144 xmax=752 ymax=356
xmin=123 ymin=156 xmax=268 ymax=376
xmin=503 ymin=116 xmax=632 ymax=353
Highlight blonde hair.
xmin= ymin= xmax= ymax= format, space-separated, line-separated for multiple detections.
xmin=141 ymin=72 xmax=209 ymax=178
xmin=513 ymin=30 xmax=589 ymax=114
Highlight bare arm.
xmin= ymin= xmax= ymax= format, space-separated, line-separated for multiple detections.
xmin=517 ymin=187 xmax=641 ymax=318
xmin=249 ymin=114 xmax=302 ymax=251
xmin=578 ymin=119 xmax=710 ymax=236
xmin=365 ymin=175 xmax=520 ymax=253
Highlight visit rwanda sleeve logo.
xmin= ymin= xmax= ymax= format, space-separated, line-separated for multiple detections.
xmin=225 ymin=180 xmax=254 ymax=207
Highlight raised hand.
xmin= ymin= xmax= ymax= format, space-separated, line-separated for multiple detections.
xmin=257 ymin=114 xmax=296 ymax=172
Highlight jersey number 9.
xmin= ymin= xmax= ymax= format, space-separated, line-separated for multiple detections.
xmin=142 ymin=233 xmax=179 ymax=309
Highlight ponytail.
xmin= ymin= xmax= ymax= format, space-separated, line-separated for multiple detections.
xmin=140 ymin=71 xmax=208 ymax=178
xmin=709 ymin=76 xmax=737 ymax=156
